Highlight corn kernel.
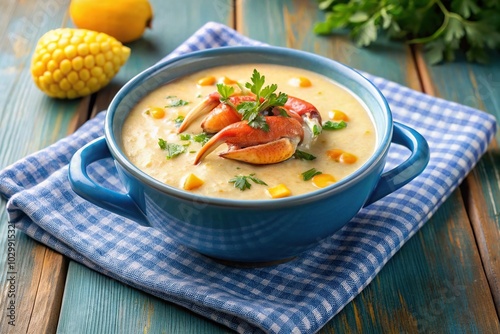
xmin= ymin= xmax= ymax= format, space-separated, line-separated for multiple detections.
xmin=220 ymin=76 xmax=237 ymax=84
xmin=67 ymin=71 xmax=79 ymax=84
xmin=89 ymin=43 xmax=100 ymax=55
xmin=327 ymin=149 xmax=357 ymax=164
xmin=267 ymin=184 xmax=292 ymax=198
xmin=79 ymin=69 xmax=90 ymax=81
xmin=339 ymin=152 xmax=357 ymax=164
xmin=70 ymin=36 xmax=82 ymax=45
xmin=84 ymin=55 xmax=95 ymax=68
xmin=328 ymin=110 xmax=349 ymax=121
xmin=147 ymin=107 xmax=165 ymax=119
xmin=72 ymin=56 xmax=84 ymax=71
xmin=183 ymin=173 xmax=204 ymax=190
xmin=52 ymin=49 xmax=65 ymax=63
xmin=60 ymin=59 xmax=72 ymax=74
xmin=47 ymin=42 xmax=57 ymax=52
xmin=288 ymin=76 xmax=312 ymax=88
xmin=87 ymin=77 xmax=99 ymax=91
xmin=58 ymin=38 xmax=70 ymax=48
xmin=91 ymin=66 xmax=103 ymax=77
xmin=64 ymin=45 xmax=77 ymax=59
xmin=32 ymin=61 xmax=45 ymax=76
xmin=30 ymin=28 xmax=130 ymax=99
xmin=52 ymin=69 xmax=63 ymax=82
xmin=197 ymin=76 xmax=216 ymax=86
xmin=95 ymin=54 xmax=106 ymax=66
xmin=312 ymin=174 xmax=336 ymax=188
xmin=46 ymin=60 xmax=58 ymax=72
xmin=73 ymin=80 xmax=85 ymax=90
xmin=105 ymin=50 xmax=114 ymax=60
xmin=77 ymin=43 xmax=89 ymax=56
xmin=100 ymin=42 xmax=111 ymax=52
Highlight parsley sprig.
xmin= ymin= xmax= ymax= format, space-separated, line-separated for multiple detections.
xmin=314 ymin=0 xmax=500 ymax=64
xmin=229 ymin=173 xmax=268 ymax=191
xmin=217 ymin=69 xmax=288 ymax=131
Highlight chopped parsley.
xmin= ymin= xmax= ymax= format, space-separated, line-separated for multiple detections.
xmin=301 ymin=168 xmax=322 ymax=181
xmin=229 ymin=173 xmax=268 ymax=191
xmin=165 ymin=96 xmax=189 ymax=108
xmin=294 ymin=150 xmax=317 ymax=161
xmin=323 ymin=120 xmax=347 ymax=130
xmin=158 ymin=138 xmax=185 ymax=159
xmin=174 ymin=115 xmax=185 ymax=126
xmin=217 ymin=69 xmax=288 ymax=131
xmin=178 ymin=132 xmax=212 ymax=146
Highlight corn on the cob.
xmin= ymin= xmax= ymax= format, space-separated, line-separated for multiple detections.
xmin=31 ymin=28 xmax=130 ymax=99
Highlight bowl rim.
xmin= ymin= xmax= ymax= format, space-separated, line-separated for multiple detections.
xmin=105 ymin=46 xmax=393 ymax=209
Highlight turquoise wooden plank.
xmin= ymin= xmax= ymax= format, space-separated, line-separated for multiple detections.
xmin=0 ymin=0 xmax=83 ymax=332
xmin=58 ymin=262 xmax=232 ymax=334
xmin=56 ymin=0 xmax=237 ymax=333
xmin=420 ymin=51 xmax=500 ymax=313
xmin=238 ymin=0 xmax=499 ymax=333
xmin=236 ymin=0 xmax=421 ymax=90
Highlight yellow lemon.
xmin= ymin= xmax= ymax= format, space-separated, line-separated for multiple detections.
xmin=31 ymin=28 xmax=130 ymax=99
xmin=69 ymin=0 xmax=153 ymax=43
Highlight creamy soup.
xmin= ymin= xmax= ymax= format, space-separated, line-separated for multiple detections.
xmin=122 ymin=64 xmax=376 ymax=200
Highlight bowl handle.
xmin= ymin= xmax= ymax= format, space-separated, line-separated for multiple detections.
xmin=68 ymin=136 xmax=148 ymax=225
xmin=364 ymin=122 xmax=430 ymax=206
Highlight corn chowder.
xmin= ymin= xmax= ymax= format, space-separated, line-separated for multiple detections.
xmin=122 ymin=64 xmax=376 ymax=200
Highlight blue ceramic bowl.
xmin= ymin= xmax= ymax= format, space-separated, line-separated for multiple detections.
xmin=69 ymin=46 xmax=429 ymax=263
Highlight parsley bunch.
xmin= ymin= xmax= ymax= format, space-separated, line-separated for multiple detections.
xmin=314 ymin=0 xmax=500 ymax=64
xmin=217 ymin=69 xmax=288 ymax=131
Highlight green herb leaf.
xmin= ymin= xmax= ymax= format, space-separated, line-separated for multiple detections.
xmin=192 ymin=133 xmax=212 ymax=146
xmin=294 ymin=150 xmax=317 ymax=161
xmin=158 ymin=138 xmax=185 ymax=159
xmin=231 ymin=69 xmax=289 ymax=131
xmin=217 ymin=83 xmax=235 ymax=102
xmin=178 ymin=132 xmax=212 ymax=146
xmin=301 ymin=168 xmax=322 ymax=181
xmin=229 ymin=173 xmax=267 ymax=191
xmin=158 ymin=138 xmax=167 ymax=150
xmin=315 ymin=0 xmax=500 ymax=64
xmin=166 ymin=99 xmax=189 ymax=108
xmin=323 ymin=120 xmax=348 ymax=130
xmin=174 ymin=115 xmax=185 ymax=126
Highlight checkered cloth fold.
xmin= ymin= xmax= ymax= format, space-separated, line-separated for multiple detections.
xmin=0 ymin=22 xmax=496 ymax=334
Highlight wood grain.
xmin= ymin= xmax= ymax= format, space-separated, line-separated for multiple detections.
xmin=414 ymin=48 xmax=500 ymax=316
xmin=0 ymin=0 xmax=84 ymax=333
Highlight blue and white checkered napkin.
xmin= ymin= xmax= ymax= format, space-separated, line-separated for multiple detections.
xmin=0 ymin=22 xmax=497 ymax=334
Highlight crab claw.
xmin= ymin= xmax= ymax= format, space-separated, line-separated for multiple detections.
xmin=177 ymin=93 xmax=257 ymax=134
xmin=284 ymin=96 xmax=323 ymax=147
xmin=194 ymin=116 xmax=304 ymax=165
xmin=177 ymin=93 xmax=220 ymax=133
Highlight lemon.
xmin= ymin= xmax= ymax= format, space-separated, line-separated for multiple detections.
xmin=69 ymin=0 xmax=153 ymax=43
xmin=31 ymin=28 xmax=130 ymax=99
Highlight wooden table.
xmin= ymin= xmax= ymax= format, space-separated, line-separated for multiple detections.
xmin=1 ymin=1 xmax=499 ymax=333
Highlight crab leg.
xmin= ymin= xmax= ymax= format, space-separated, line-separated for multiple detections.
xmin=177 ymin=94 xmax=220 ymax=133
xmin=194 ymin=116 xmax=304 ymax=165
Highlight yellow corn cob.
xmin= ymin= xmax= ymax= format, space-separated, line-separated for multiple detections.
xmin=31 ymin=28 xmax=130 ymax=99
